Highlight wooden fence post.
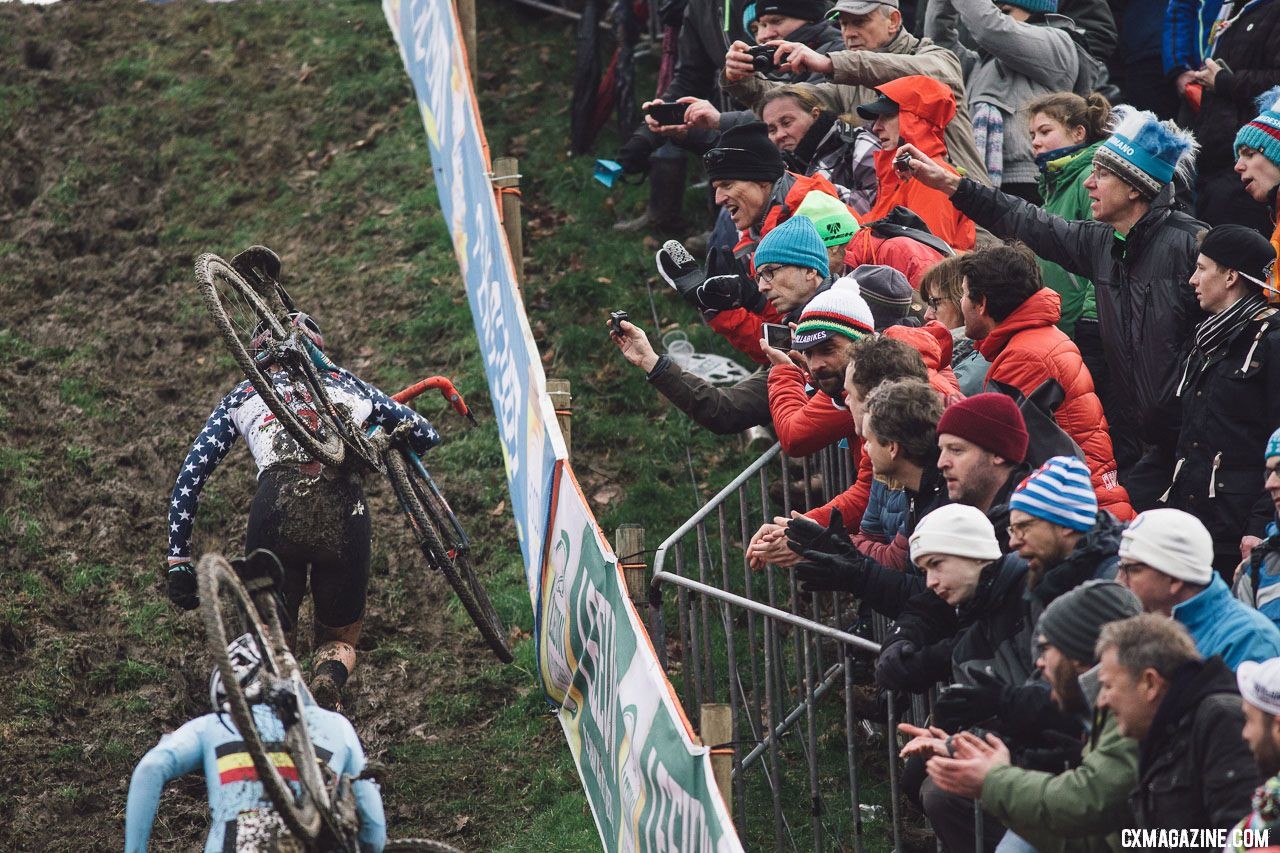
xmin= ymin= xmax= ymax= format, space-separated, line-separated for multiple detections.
xmin=615 ymin=524 xmax=647 ymax=606
xmin=455 ymin=0 xmax=478 ymax=87
xmin=491 ymin=156 xmax=524 ymax=287
xmin=700 ymin=703 xmax=733 ymax=815
xmin=547 ymin=379 xmax=572 ymax=457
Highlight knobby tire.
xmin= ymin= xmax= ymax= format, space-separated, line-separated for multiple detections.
xmin=195 ymin=253 xmax=346 ymax=467
xmin=385 ymin=451 xmax=513 ymax=663
xmin=197 ymin=554 xmax=324 ymax=843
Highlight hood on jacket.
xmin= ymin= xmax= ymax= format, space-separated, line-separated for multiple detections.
xmin=978 ymin=288 xmax=1064 ymax=361
xmin=957 ymin=552 xmax=1029 ymax=626
xmin=1139 ymin=656 xmax=1237 ymax=772
xmin=757 ymin=171 xmax=845 ymax=242
xmin=875 ymin=75 xmax=955 ymax=162
xmin=1030 ymin=510 xmax=1124 ymax=603
xmin=884 ymin=323 xmax=963 ymax=398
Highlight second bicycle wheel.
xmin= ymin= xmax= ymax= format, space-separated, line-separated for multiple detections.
xmin=386 ymin=450 xmax=513 ymax=663
xmin=195 ymin=253 xmax=346 ymax=468
xmin=197 ymin=554 xmax=326 ymax=843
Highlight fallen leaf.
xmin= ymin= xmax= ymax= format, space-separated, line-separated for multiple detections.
xmin=489 ymin=500 xmax=506 ymax=516
xmin=454 ymin=815 xmax=471 ymax=832
xmin=592 ymin=484 xmax=621 ymax=505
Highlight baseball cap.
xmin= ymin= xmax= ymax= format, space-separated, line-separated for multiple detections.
xmin=856 ymin=91 xmax=900 ymax=120
xmin=1239 ymin=658 xmax=1280 ymax=716
xmin=828 ymin=0 xmax=899 ymax=19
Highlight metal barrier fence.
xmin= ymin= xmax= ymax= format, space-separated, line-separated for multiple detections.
xmin=645 ymin=441 xmax=935 ymax=852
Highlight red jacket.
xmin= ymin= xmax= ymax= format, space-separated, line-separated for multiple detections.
xmin=843 ymin=229 xmax=945 ymax=290
xmin=856 ymin=77 xmax=976 ymax=251
xmin=768 ymin=364 xmax=858 ymax=457
xmin=713 ymin=173 xmax=847 ymax=365
xmin=978 ymin=288 xmax=1134 ymax=519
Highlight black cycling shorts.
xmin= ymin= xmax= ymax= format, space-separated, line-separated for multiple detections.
xmin=245 ymin=466 xmax=371 ymax=629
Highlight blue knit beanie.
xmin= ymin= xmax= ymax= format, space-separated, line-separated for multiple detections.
xmin=754 ymin=215 xmax=830 ymax=278
xmin=1267 ymin=426 xmax=1280 ymax=461
xmin=1010 ymin=455 xmax=1097 ymax=532
xmin=1235 ymin=86 xmax=1280 ymax=171
xmin=1094 ymin=108 xmax=1197 ymax=199
xmin=1000 ymin=0 xmax=1058 ymax=13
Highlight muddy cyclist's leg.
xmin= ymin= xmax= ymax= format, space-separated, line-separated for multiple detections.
xmin=245 ymin=468 xmax=311 ymax=628
xmin=307 ymin=475 xmax=371 ymax=708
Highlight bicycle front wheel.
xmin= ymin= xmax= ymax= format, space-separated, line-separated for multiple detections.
xmin=195 ymin=253 xmax=346 ymax=468
xmin=385 ymin=451 xmax=513 ymax=663
xmin=198 ymin=554 xmax=324 ymax=843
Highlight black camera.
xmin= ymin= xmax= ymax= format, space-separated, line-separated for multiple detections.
xmin=746 ymin=44 xmax=778 ymax=73
xmin=609 ymin=310 xmax=630 ymax=337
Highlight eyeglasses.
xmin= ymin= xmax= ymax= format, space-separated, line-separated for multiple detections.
xmin=756 ymin=264 xmax=793 ymax=283
xmin=1007 ymin=518 xmax=1045 ymax=539
xmin=704 ymin=146 xmax=750 ymax=168
xmin=1087 ymin=165 xmax=1117 ymax=182
xmin=925 ymin=296 xmax=947 ymax=310
xmin=1116 ymin=561 xmax=1148 ymax=576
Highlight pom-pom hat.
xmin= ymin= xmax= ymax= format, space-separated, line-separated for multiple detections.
xmin=1094 ymin=107 xmax=1198 ymax=199
xmin=791 ymin=275 xmax=875 ymax=350
xmin=1235 ymin=85 xmax=1280 ymax=171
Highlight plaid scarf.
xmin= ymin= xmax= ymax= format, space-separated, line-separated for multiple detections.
xmin=1177 ymin=292 xmax=1268 ymax=396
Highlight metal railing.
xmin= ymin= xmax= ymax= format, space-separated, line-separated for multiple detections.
xmin=646 ymin=441 xmax=932 ymax=852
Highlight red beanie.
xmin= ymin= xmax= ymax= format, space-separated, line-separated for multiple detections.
xmin=936 ymin=393 xmax=1028 ymax=463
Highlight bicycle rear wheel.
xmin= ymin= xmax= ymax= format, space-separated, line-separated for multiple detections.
xmin=197 ymin=554 xmax=325 ymax=843
xmin=195 ymin=253 xmax=346 ymax=468
xmin=384 ymin=840 xmax=465 ymax=853
xmin=385 ymin=450 xmax=513 ymax=663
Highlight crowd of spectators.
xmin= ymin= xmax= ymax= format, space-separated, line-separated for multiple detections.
xmin=604 ymin=0 xmax=1280 ymax=847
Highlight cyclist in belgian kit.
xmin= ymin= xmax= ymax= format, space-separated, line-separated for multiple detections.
xmin=166 ymin=254 xmax=439 ymax=707
xmin=125 ymin=634 xmax=387 ymax=852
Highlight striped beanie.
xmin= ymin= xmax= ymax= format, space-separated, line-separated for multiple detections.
xmin=1010 ymin=455 xmax=1097 ymax=532
xmin=1235 ymin=85 xmax=1280 ymax=171
xmin=794 ymin=191 xmax=859 ymax=248
xmin=791 ymin=275 xmax=875 ymax=351
xmin=1094 ymin=108 xmax=1197 ymax=199
xmin=755 ymin=214 xmax=830 ymax=278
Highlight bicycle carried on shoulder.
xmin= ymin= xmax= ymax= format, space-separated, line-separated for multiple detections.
xmin=198 ymin=551 xmax=465 ymax=853
xmin=194 ymin=249 xmax=512 ymax=663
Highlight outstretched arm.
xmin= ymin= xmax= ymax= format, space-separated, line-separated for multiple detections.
xmin=125 ymin=720 xmax=205 ymax=853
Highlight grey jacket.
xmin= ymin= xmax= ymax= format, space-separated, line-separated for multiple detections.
xmin=647 ymin=358 xmax=770 ymax=434
xmin=951 ymin=179 xmax=1204 ymax=446
xmin=925 ymin=0 xmax=1083 ymax=185
xmin=723 ymin=28 xmax=992 ymax=186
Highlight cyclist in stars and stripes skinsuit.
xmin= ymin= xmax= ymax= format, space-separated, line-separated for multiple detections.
xmin=165 ymin=310 xmax=439 ymax=708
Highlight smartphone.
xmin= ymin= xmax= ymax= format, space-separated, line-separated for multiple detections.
xmin=762 ymin=322 xmax=792 ymax=351
xmin=646 ymin=102 xmax=689 ymax=126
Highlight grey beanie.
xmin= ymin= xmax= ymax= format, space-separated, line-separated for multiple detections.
xmin=851 ymin=264 xmax=912 ymax=331
xmin=1037 ymin=580 xmax=1142 ymax=665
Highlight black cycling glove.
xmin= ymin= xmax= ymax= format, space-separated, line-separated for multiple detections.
xmin=167 ymin=562 xmax=199 ymax=611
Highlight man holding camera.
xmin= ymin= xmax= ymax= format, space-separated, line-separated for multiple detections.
xmin=721 ymin=0 xmax=990 ymax=187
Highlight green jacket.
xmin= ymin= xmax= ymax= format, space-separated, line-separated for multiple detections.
xmin=980 ymin=708 xmax=1136 ymax=853
xmin=1035 ymin=141 xmax=1102 ymax=332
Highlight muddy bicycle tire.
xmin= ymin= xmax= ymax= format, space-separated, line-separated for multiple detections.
xmin=385 ymin=450 xmax=514 ymax=663
xmin=383 ymin=840 xmax=465 ymax=853
xmin=197 ymin=554 xmax=326 ymax=843
xmin=195 ymin=253 xmax=346 ymax=468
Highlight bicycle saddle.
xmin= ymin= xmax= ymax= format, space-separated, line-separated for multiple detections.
xmin=231 ymin=245 xmax=282 ymax=284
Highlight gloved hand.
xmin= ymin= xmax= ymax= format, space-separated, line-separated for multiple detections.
xmin=932 ymin=669 xmax=1009 ymax=730
xmin=793 ymin=556 xmax=866 ymax=593
xmin=875 ymin=640 xmax=921 ymax=691
xmin=616 ymin=134 xmax=655 ymax=175
xmin=167 ymin=562 xmax=199 ymax=610
xmin=1019 ymin=730 xmax=1085 ymax=773
xmin=695 ymin=274 xmax=766 ymax=313
xmin=656 ymin=239 xmax=706 ymax=304
xmin=785 ymin=509 xmax=858 ymax=562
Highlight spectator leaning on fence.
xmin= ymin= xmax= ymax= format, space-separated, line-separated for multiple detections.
xmin=922 ymin=580 xmax=1142 ymax=853
xmin=721 ymin=0 xmax=991 ymax=186
xmin=1232 ymin=657 xmax=1280 ymax=849
xmin=1117 ymin=508 xmax=1280 ymax=670
xmin=958 ymin=243 xmax=1133 ymax=520
xmin=1096 ymin=614 xmax=1260 ymax=840
xmin=897 ymin=108 xmax=1206 ymax=512
xmin=934 ymin=392 xmax=1031 ymax=542
xmin=1161 ymin=224 xmax=1280 ymax=577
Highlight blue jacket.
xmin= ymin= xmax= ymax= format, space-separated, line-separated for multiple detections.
xmin=1163 ymin=0 xmax=1227 ymax=74
xmin=1173 ymin=573 xmax=1280 ymax=670
xmin=860 ymin=480 xmax=909 ymax=542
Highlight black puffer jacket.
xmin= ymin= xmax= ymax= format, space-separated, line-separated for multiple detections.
xmin=1133 ymin=657 xmax=1260 ymax=841
xmin=1166 ymin=307 xmax=1280 ymax=573
xmin=952 ymin=179 xmax=1205 ymax=448
xmin=1025 ymin=509 xmax=1124 ymax=626
xmin=877 ymin=553 xmax=1033 ymax=690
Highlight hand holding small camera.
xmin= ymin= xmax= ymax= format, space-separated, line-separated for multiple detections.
xmin=892 ymin=144 xmax=961 ymax=196
xmin=724 ymin=40 xmax=757 ymax=82
xmin=607 ymin=315 xmax=661 ymax=373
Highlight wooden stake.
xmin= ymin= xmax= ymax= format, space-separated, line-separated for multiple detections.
xmin=492 ymin=156 xmax=524 ymax=287
xmin=700 ymin=703 xmax=733 ymax=814
xmin=547 ymin=379 xmax=571 ymax=457
xmin=615 ymin=524 xmax=647 ymax=605
xmin=455 ymin=0 xmax=478 ymax=87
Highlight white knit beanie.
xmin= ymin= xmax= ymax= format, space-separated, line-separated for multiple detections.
xmin=909 ymin=504 xmax=1002 ymax=564
xmin=1118 ymin=508 xmax=1213 ymax=585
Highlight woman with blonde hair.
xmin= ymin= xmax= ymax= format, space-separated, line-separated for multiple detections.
xmin=918 ymin=255 xmax=989 ymax=396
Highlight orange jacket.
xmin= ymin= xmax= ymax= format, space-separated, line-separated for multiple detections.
xmin=767 ymin=364 xmax=858 ymax=457
xmin=856 ymin=77 xmax=976 ymax=251
xmin=977 ymin=288 xmax=1134 ymax=519
xmin=843 ymin=229 xmax=945 ymax=290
